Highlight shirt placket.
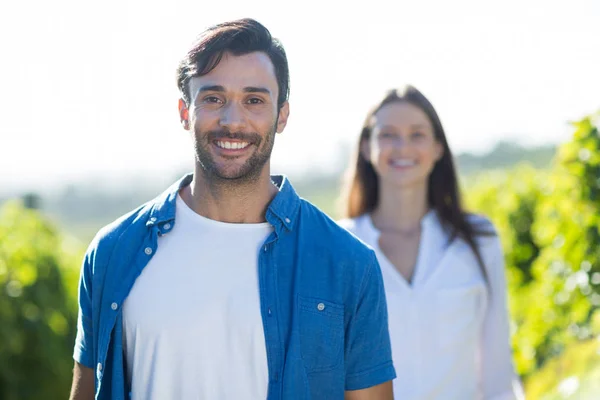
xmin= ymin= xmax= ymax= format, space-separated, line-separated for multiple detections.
xmin=259 ymin=233 xmax=282 ymax=400
xmin=97 ymin=228 xmax=159 ymax=399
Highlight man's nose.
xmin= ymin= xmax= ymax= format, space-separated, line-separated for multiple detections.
xmin=220 ymin=102 xmax=246 ymax=131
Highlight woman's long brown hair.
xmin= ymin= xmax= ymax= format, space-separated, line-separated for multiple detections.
xmin=341 ymin=85 xmax=494 ymax=282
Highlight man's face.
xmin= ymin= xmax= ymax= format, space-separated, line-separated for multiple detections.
xmin=179 ymin=51 xmax=289 ymax=183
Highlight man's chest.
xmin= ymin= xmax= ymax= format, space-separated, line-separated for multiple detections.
xmin=122 ymin=240 xmax=265 ymax=334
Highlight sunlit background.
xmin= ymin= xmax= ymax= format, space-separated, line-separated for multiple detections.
xmin=1 ymin=0 xmax=600 ymax=398
xmin=2 ymin=0 xmax=600 ymax=190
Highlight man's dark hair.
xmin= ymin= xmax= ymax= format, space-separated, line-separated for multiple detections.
xmin=176 ymin=18 xmax=290 ymax=109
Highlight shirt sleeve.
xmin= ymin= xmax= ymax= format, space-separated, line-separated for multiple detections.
xmin=345 ymin=250 xmax=396 ymax=391
xmin=480 ymin=237 xmax=525 ymax=400
xmin=73 ymin=250 xmax=95 ymax=369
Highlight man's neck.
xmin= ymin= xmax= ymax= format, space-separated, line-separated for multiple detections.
xmin=181 ymin=167 xmax=278 ymax=224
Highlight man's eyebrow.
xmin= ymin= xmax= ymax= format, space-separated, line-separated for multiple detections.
xmin=243 ymin=86 xmax=271 ymax=95
xmin=197 ymin=85 xmax=226 ymax=93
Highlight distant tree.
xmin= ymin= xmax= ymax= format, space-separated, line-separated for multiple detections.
xmin=455 ymin=141 xmax=556 ymax=175
xmin=22 ymin=193 xmax=41 ymax=210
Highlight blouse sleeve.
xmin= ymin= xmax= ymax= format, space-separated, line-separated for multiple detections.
xmin=479 ymin=235 xmax=525 ymax=400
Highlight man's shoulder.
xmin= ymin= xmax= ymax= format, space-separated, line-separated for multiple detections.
xmin=87 ymin=174 xmax=189 ymax=254
xmin=297 ymin=200 xmax=374 ymax=260
xmin=86 ymin=200 xmax=154 ymax=257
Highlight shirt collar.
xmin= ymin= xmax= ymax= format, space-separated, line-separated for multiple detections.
xmin=265 ymin=175 xmax=301 ymax=233
xmin=364 ymin=208 xmax=440 ymax=237
xmin=146 ymin=173 xmax=300 ymax=235
xmin=146 ymin=173 xmax=192 ymax=228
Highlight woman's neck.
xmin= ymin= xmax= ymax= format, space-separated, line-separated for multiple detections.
xmin=371 ymin=182 xmax=429 ymax=234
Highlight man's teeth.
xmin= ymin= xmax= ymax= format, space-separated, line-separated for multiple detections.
xmin=392 ymin=159 xmax=416 ymax=167
xmin=216 ymin=141 xmax=249 ymax=150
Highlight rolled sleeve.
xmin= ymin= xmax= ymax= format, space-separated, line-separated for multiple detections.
xmin=344 ymin=251 xmax=396 ymax=390
xmin=346 ymin=360 xmax=396 ymax=391
xmin=73 ymin=254 xmax=94 ymax=368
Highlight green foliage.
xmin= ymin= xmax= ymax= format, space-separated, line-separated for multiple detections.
xmin=466 ymin=112 xmax=600 ymax=380
xmin=0 ymin=201 xmax=81 ymax=399
xmin=529 ymin=115 xmax=600 ymax=372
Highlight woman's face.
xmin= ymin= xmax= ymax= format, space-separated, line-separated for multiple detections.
xmin=363 ymin=101 xmax=443 ymax=190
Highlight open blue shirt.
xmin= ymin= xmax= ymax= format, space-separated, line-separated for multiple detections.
xmin=73 ymin=174 xmax=395 ymax=399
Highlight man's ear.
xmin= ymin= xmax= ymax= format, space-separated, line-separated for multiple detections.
xmin=178 ymin=98 xmax=190 ymax=130
xmin=276 ymin=102 xmax=290 ymax=133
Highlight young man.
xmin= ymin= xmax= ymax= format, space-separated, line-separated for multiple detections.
xmin=69 ymin=18 xmax=395 ymax=400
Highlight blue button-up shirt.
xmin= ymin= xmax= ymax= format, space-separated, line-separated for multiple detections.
xmin=73 ymin=174 xmax=395 ymax=399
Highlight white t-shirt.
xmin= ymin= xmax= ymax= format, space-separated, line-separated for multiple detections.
xmin=122 ymin=194 xmax=273 ymax=400
xmin=339 ymin=212 xmax=523 ymax=400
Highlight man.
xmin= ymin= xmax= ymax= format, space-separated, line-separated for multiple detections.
xmin=69 ymin=18 xmax=395 ymax=400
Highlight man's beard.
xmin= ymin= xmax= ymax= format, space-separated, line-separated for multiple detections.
xmin=193 ymin=121 xmax=277 ymax=184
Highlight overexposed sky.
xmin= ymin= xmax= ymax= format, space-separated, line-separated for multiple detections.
xmin=1 ymin=0 xmax=599 ymax=191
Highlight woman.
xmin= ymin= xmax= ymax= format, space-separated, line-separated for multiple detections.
xmin=338 ymin=86 xmax=523 ymax=399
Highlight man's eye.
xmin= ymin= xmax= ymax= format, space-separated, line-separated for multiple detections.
xmin=247 ymin=98 xmax=264 ymax=104
xmin=204 ymin=96 xmax=222 ymax=104
xmin=379 ymin=133 xmax=395 ymax=139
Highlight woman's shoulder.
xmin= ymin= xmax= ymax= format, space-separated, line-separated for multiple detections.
xmin=462 ymin=213 xmax=505 ymax=263
xmin=465 ymin=212 xmax=497 ymax=233
xmin=337 ymin=214 xmax=370 ymax=236
xmin=336 ymin=217 xmax=356 ymax=230
xmin=439 ymin=212 xmax=501 ymax=260
xmin=465 ymin=213 xmax=500 ymax=242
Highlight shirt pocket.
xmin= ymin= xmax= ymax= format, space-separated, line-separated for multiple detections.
xmin=298 ymin=295 xmax=344 ymax=374
xmin=435 ymin=283 xmax=486 ymax=350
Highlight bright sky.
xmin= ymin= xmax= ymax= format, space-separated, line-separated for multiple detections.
xmin=1 ymin=0 xmax=599 ymax=191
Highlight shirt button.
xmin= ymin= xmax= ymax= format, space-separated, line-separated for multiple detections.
xmin=317 ymin=303 xmax=325 ymax=311
xmin=111 ymin=302 xmax=118 ymax=310
xmin=150 ymin=217 xmax=157 ymax=222
xmin=163 ymin=223 xmax=171 ymax=230
xmin=285 ymin=218 xmax=291 ymax=224
xmin=144 ymin=247 xmax=153 ymax=255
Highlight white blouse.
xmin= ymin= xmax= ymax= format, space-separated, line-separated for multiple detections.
xmin=339 ymin=212 xmax=523 ymax=400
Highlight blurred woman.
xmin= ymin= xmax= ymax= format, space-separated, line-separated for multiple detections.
xmin=338 ymin=86 xmax=523 ymax=400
